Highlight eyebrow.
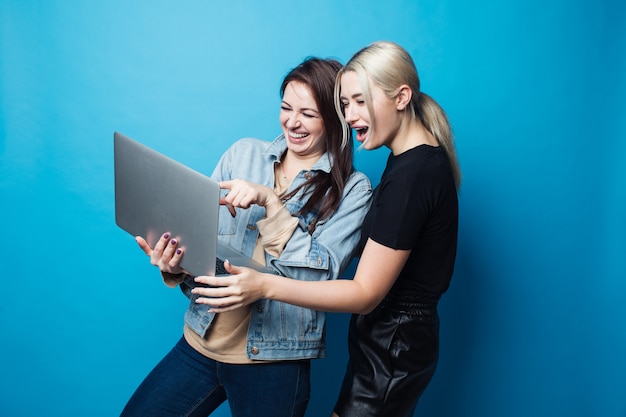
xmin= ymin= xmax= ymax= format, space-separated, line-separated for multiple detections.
xmin=281 ymin=100 xmax=321 ymax=114
xmin=340 ymin=93 xmax=363 ymax=100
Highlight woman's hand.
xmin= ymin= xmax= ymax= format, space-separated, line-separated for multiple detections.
xmin=220 ymin=179 xmax=282 ymax=217
xmin=136 ymin=232 xmax=186 ymax=275
xmin=191 ymin=261 xmax=268 ymax=313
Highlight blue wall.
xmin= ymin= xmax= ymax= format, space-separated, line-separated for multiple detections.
xmin=1 ymin=1 xmax=624 ymax=416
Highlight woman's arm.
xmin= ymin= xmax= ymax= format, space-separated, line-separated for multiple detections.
xmin=212 ymin=139 xmax=373 ymax=284
xmin=192 ymin=238 xmax=409 ymax=315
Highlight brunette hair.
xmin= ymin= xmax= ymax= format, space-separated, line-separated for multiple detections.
xmin=280 ymin=57 xmax=355 ymax=233
xmin=335 ymin=41 xmax=461 ymax=188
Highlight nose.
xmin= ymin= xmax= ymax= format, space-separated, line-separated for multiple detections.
xmin=344 ymin=106 xmax=357 ymax=124
xmin=285 ymin=111 xmax=301 ymax=128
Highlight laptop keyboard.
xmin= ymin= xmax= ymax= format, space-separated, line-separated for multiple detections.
xmin=215 ymin=258 xmax=228 ymax=275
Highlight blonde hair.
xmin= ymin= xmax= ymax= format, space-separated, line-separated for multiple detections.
xmin=335 ymin=41 xmax=461 ymax=188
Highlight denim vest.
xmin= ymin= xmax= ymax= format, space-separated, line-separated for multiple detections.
xmin=179 ymin=135 xmax=372 ymax=360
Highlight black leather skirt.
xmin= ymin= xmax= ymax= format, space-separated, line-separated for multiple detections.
xmin=334 ymin=290 xmax=440 ymax=417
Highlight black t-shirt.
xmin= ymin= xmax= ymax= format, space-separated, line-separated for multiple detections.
xmin=358 ymin=145 xmax=458 ymax=299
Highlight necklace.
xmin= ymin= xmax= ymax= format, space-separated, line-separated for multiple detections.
xmin=279 ymin=163 xmax=288 ymax=179
xmin=274 ymin=163 xmax=291 ymax=202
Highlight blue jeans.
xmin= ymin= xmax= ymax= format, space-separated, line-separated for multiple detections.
xmin=120 ymin=336 xmax=310 ymax=417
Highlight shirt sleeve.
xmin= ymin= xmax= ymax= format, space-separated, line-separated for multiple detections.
xmin=256 ymin=204 xmax=299 ymax=258
xmin=161 ymin=271 xmax=190 ymax=288
xmin=369 ymin=174 xmax=429 ymax=250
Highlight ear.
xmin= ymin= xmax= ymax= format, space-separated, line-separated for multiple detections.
xmin=395 ymin=85 xmax=412 ymax=111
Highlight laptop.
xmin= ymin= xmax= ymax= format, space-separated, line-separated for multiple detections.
xmin=114 ymin=131 xmax=276 ymax=277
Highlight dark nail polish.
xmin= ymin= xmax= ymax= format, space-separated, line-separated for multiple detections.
xmin=164 ymin=233 xmax=170 ymax=239
xmin=170 ymin=239 xmax=177 ymax=245
xmin=176 ymin=249 xmax=182 ymax=255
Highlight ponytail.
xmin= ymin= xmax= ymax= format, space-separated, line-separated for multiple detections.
xmin=417 ymin=93 xmax=461 ymax=189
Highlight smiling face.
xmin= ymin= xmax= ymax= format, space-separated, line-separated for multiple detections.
xmin=339 ymin=71 xmax=402 ymax=151
xmin=279 ymin=81 xmax=327 ymax=159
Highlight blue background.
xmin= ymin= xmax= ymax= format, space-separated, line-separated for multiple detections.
xmin=1 ymin=1 xmax=625 ymax=416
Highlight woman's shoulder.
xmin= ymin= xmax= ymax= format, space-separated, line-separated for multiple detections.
xmin=346 ymin=169 xmax=373 ymax=193
xmin=387 ymin=148 xmax=456 ymax=196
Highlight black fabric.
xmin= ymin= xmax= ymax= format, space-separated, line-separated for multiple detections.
xmin=335 ymin=145 xmax=457 ymax=416
xmin=357 ymin=145 xmax=458 ymax=297
xmin=334 ymin=300 xmax=439 ymax=417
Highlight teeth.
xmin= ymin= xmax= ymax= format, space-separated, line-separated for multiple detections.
xmin=290 ymin=132 xmax=308 ymax=139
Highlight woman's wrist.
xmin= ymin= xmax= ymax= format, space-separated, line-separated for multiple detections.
xmin=263 ymin=194 xmax=283 ymax=218
xmin=260 ymin=272 xmax=274 ymax=300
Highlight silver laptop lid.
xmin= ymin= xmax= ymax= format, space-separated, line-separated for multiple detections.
xmin=114 ymin=132 xmax=219 ymax=276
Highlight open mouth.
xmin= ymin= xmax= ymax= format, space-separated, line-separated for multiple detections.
xmin=289 ymin=131 xmax=309 ymax=140
xmin=354 ymin=127 xmax=369 ymax=142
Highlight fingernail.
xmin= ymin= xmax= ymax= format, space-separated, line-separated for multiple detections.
xmin=170 ymin=239 xmax=177 ymax=245
xmin=176 ymin=249 xmax=182 ymax=255
xmin=164 ymin=233 xmax=170 ymax=239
